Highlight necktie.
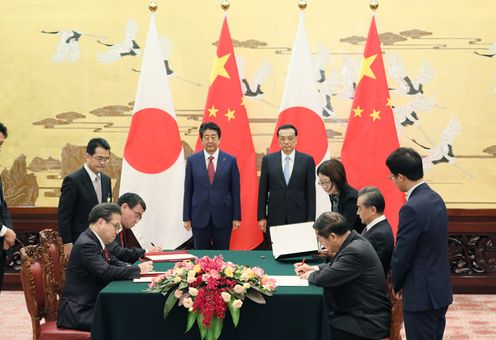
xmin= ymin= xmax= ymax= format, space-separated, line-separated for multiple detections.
xmin=93 ymin=176 xmax=102 ymax=203
xmin=330 ymin=195 xmax=339 ymax=212
xmin=103 ymin=248 xmax=109 ymax=262
xmin=208 ymin=156 xmax=215 ymax=185
xmin=119 ymin=231 xmax=124 ymax=247
xmin=283 ymin=156 xmax=290 ymax=185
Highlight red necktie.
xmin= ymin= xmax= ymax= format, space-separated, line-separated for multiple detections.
xmin=119 ymin=231 xmax=124 ymax=247
xmin=208 ymin=156 xmax=215 ymax=184
xmin=103 ymin=248 xmax=109 ymax=262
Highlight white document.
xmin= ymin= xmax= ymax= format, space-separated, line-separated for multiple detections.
xmin=270 ymin=222 xmax=319 ymax=259
xmin=133 ymin=277 xmax=154 ymax=283
xmin=145 ymin=253 xmax=196 ymax=262
xmin=268 ymin=275 xmax=309 ymax=286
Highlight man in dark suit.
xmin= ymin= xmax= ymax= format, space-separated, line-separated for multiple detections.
xmin=296 ymin=212 xmax=391 ymax=340
xmin=107 ymin=192 xmax=161 ymax=263
xmin=357 ymin=186 xmax=394 ymax=276
xmin=183 ymin=122 xmax=241 ymax=250
xmin=0 ymin=122 xmax=15 ymax=292
xmin=58 ymin=138 xmax=112 ymax=260
xmin=57 ymin=203 xmax=153 ymax=331
xmin=257 ymin=124 xmax=316 ymax=249
xmin=386 ymin=147 xmax=453 ymax=340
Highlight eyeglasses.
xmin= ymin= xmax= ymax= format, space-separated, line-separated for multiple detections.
xmin=91 ymin=155 xmax=110 ymax=163
xmin=387 ymin=173 xmax=397 ymax=180
xmin=317 ymin=180 xmax=333 ymax=187
xmin=132 ymin=208 xmax=143 ymax=221
xmin=107 ymin=221 xmax=122 ymax=233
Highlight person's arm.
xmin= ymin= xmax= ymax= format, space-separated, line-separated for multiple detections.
xmin=80 ymin=242 xmax=141 ymax=281
xmin=0 ymin=181 xmax=13 ymax=228
xmin=183 ymin=157 xmax=193 ymax=223
xmin=341 ymin=193 xmax=359 ymax=230
xmin=391 ymin=205 xmax=423 ymax=292
xmin=107 ymin=239 xmax=146 ymax=264
xmin=231 ymin=157 xmax=241 ymax=222
xmin=57 ymin=176 xmax=78 ymax=246
xmin=305 ymin=156 xmax=316 ymax=221
xmin=257 ymin=156 xmax=269 ymax=221
xmin=308 ymin=249 xmax=362 ymax=287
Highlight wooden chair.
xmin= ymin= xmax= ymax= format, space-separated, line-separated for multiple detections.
xmin=20 ymin=245 xmax=90 ymax=340
xmin=387 ymin=277 xmax=404 ymax=340
xmin=39 ymin=229 xmax=66 ymax=298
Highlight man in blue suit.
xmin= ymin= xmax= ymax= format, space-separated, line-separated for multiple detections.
xmin=386 ymin=147 xmax=453 ymax=340
xmin=183 ymin=122 xmax=241 ymax=250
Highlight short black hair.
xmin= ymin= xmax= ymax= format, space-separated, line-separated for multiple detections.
xmin=199 ymin=121 xmax=221 ymax=139
xmin=313 ymin=212 xmax=349 ymax=238
xmin=117 ymin=192 xmax=146 ymax=211
xmin=86 ymin=138 xmax=111 ymax=155
xmin=358 ymin=186 xmax=385 ymax=214
xmin=316 ymin=158 xmax=348 ymax=193
xmin=88 ymin=203 xmax=121 ymax=225
xmin=386 ymin=147 xmax=423 ymax=181
xmin=277 ymin=124 xmax=298 ymax=137
xmin=0 ymin=122 xmax=8 ymax=138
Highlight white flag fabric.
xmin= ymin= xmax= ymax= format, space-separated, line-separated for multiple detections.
xmin=269 ymin=12 xmax=330 ymax=218
xmin=119 ymin=14 xmax=191 ymax=249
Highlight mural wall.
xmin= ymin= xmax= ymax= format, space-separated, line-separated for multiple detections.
xmin=0 ymin=0 xmax=494 ymax=208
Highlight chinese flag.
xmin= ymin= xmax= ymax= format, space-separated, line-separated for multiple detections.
xmin=195 ymin=15 xmax=262 ymax=249
xmin=341 ymin=16 xmax=405 ymax=237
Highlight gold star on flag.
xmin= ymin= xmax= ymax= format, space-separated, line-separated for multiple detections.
xmin=353 ymin=106 xmax=364 ymax=118
xmin=386 ymin=98 xmax=393 ymax=107
xmin=208 ymin=105 xmax=218 ymax=117
xmin=357 ymin=54 xmax=377 ymax=84
xmin=240 ymin=97 xmax=246 ymax=106
xmin=210 ymin=53 xmax=231 ymax=85
xmin=225 ymin=108 xmax=236 ymax=121
xmin=370 ymin=109 xmax=381 ymax=122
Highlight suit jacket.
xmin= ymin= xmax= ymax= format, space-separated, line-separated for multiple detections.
xmin=257 ymin=151 xmax=316 ymax=226
xmin=309 ymin=231 xmax=391 ymax=339
xmin=0 ymin=179 xmax=13 ymax=288
xmin=57 ymin=167 xmax=112 ymax=244
xmin=392 ymin=183 xmax=453 ymax=312
xmin=183 ymin=150 xmax=241 ymax=229
xmin=330 ymin=184 xmax=364 ymax=233
xmin=363 ymin=219 xmax=394 ymax=276
xmin=107 ymin=232 xmax=145 ymax=264
xmin=57 ymin=228 xmax=140 ymax=331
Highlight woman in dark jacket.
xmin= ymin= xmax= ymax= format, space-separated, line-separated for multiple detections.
xmin=316 ymin=159 xmax=364 ymax=233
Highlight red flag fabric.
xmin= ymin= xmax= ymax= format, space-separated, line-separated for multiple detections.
xmin=341 ymin=16 xmax=405 ymax=237
xmin=195 ymin=15 xmax=262 ymax=249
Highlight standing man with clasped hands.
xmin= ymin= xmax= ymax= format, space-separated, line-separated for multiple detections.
xmin=0 ymin=122 xmax=15 ymax=293
xmin=58 ymin=138 xmax=113 ymax=260
xmin=183 ymin=122 xmax=241 ymax=250
xmin=257 ymin=124 xmax=316 ymax=249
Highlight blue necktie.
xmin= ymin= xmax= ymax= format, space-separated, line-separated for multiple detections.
xmin=283 ymin=156 xmax=290 ymax=185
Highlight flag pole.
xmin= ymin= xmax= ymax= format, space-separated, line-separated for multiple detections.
xmin=149 ymin=1 xmax=157 ymax=12
xmin=298 ymin=0 xmax=307 ymax=10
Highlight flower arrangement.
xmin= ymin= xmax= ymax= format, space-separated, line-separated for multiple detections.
xmin=147 ymin=255 xmax=277 ymax=340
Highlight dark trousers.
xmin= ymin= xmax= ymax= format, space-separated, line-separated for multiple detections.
xmin=404 ymin=306 xmax=449 ymax=340
xmin=192 ymin=217 xmax=232 ymax=250
xmin=0 ymin=251 xmax=6 ymax=293
xmin=331 ymin=327 xmax=376 ymax=340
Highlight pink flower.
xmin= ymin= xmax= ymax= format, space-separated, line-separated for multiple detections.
xmin=174 ymin=289 xmax=183 ymax=299
xmin=189 ymin=287 xmax=199 ymax=296
xmin=233 ymin=284 xmax=245 ymax=294
xmin=221 ymin=292 xmax=231 ymax=302
xmin=183 ymin=297 xmax=194 ymax=309
xmin=232 ymin=299 xmax=243 ymax=309
xmin=252 ymin=266 xmax=265 ymax=278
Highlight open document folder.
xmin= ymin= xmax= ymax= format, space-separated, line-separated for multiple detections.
xmin=270 ymin=221 xmax=319 ymax=259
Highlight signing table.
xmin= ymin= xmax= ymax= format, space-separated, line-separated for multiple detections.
xmin=91 ymin=250 xmax=329 ymax=340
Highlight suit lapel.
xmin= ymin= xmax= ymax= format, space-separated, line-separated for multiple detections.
xmin=214 ymin=151 xmax=226 ymax=186
xmin=80 ymin=168 xmax=99 ymax=204
xmin=274 ymin=152 xmax=287 ymax=186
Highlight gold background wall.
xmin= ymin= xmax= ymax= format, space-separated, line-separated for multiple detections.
xmin=0 ymin=0 xmax=494 ymax=208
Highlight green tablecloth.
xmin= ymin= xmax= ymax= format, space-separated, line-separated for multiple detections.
xmin=91 ymin=250 xmax=329 ymax=340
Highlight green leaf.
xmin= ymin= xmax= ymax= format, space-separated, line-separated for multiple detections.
xmin=206 ymin=324 xmax=215 ymax=340
xmin=178 ymin=281 xmax=188 ymax=290
xmin=228 ymin=301 xmax=240 ymax=327
xmin=163 ymin=292 xmax=178 ymax=320
xmin=214 ymin=316 xmax=223 ymax=339
xmin=185 ymin=311 xmax=197 ymax=333
xmin=197 ymin=314 xmax=207 ymax=340
xmin=246 ymin=289 xmax=266 ymax=304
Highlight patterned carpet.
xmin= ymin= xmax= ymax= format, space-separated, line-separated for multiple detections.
xmin=1 ymin=291 xmax=495 ymax=339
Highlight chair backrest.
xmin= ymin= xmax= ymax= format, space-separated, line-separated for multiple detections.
xmin=20 ymin=245 xmax=58 ymax=340
xmin=386 ymin=277 xmax=404 ymax=340
xmin=39 ymin=229 xmax=66 ymax=297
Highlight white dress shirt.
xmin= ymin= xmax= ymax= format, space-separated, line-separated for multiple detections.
xmin=280 ymin=150 xmax=295 ymax=178
xmin=203 ymin=149 xmax=219 ymax=171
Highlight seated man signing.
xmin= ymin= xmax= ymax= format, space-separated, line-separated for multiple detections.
xmin=57 ymin=203 xmax=153 ymax=331
xmin=107 ymin=192 xmax=161 ymax=264
xmin=296 ymin=212 xmax=391 ymax=340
